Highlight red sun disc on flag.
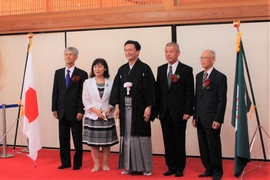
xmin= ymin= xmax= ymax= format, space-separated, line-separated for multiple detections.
xmin=25 ymin=87 xmax=39 ymax=123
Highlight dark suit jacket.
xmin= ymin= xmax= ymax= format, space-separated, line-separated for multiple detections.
xmin=156 ymin=61 xmax=194 ymax=121
xmin=52 ymin=67 xmax=88 ymax=120
xmin=193 ymin=68 xmax=227 ymax=128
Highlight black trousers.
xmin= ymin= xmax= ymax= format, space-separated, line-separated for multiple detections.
xmin=160 ymin=112 xmax=187 ymax=172
xmin=197 ymin=121 xmax=223 ymax=176
xmin=58 ymin=117 xmax=83 ymax=167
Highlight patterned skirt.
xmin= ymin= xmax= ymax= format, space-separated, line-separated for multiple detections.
xmin=83 ymin=117 xmax=119 ymax=147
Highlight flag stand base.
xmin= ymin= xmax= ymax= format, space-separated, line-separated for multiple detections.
xmin=0 ymin=104 xmax=19 ymax=159
xmin=0 ymin=153 xmax=14 ymax=158
xmin=250 ymin=126 xmax=270 ymax=151
xmin=240 ymin=161 xmax=268 ymax=180
xmin=240 ymin=125 xmax=269 ymax=180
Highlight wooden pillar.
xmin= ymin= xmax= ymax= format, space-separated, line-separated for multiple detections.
xmin=171 ymin=25 xmax=177 ymax=43
xmin=46 ymin=0 xmax=52 ymax=12
xmin=163 ymin=0 xmax=178 ymax=10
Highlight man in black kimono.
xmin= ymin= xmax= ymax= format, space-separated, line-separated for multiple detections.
xmin=109 ymin=40 xmax=156 ymax=176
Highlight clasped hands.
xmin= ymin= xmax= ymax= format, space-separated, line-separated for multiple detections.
xmin=93 ymin=107 xmax=112 ymax=120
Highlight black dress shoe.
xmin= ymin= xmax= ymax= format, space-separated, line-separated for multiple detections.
xmin=175 ymin=170 xmax=183 ymax=177
xmin=212 ymin=174 xmax=221 ymax=180
xmin=73 ymin=166 xmax=81 ymax=170
xmin=163 ymin=170 xmax=176 ymax=176
xmin=58 ymin=165 xmax=71 ymax=169
xmin=198 ymin=173 xmax=212 ymax=177
xmin=212 ymin=177 xmax=221 ymax=180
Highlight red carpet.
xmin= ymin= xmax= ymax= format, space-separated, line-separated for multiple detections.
xmin=0 ymin=147 xmax=268 ymax=179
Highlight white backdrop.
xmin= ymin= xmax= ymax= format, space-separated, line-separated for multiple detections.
xmin=0 ymin=22 xmax=269 ymax=159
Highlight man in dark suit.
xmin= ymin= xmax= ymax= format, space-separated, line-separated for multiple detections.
xmin=156 ymin=42 xmax=194 ymax=177
xmin=52 ymin=47 xmax=88 ymax=170
xmin=192 ymin=49 xmax=227 ymax=180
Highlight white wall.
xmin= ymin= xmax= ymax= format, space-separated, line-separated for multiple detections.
xmin=0 ymin=22 xmax=269 ymax=159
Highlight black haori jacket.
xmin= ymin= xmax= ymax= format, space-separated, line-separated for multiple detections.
xmin=110 ymin=59 xmax=156 ymax=137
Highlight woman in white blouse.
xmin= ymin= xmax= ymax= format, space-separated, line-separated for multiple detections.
xmin=82 ymin=58 xmax=118 ymax=172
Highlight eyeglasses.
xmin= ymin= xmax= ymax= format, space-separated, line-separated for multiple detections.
xmin=199 ymin=56 xmax=214 ymax=60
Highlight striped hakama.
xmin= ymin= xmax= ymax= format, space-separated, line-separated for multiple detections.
xmin=118 ymin=96 xmax=153 ymax=172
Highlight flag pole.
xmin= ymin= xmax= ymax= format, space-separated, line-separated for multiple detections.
xmin=233 ymin=21 xmax=267 ymax=162
xmin=13 ymin=33 xmax=33 ymax=150
xmin=240 ymin=40 xmax=267 ymax=162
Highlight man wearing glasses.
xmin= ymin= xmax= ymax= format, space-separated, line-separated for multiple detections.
xmin=192 ymin=50 xmax=227 ymax=180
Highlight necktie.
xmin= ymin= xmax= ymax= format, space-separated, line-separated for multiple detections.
xmin=66 ymin=69 xmax=70 ymax=88
xmin=167 ymin=66 xmax=172 ymax=86
xmin=202 ymin=72 xmax=208 ymax=83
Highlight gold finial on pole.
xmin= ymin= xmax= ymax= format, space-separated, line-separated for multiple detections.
xmin=233 ymin=20 xmax=241 ymax=32
xmin=27 ymin=32 xmax=34 ymax=39
xmin=27 ymin=33 xmax=33 ymax=52
xmin=233 ymin=21 xmax=242 ymax=52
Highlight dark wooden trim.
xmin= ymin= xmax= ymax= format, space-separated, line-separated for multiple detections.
xmin=171 ymin=25 xmax=177 ymax=43
xmin=0 ymin=1 xmax=269 ymax=35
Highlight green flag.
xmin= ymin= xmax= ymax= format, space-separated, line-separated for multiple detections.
xmin=231 ymin=39 xmax=252 ymax=177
